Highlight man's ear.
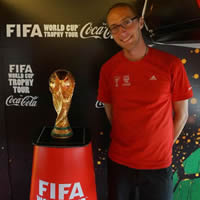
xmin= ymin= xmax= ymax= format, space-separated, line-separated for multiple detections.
xmin=139 ymin=17 xmax=144 ymax=30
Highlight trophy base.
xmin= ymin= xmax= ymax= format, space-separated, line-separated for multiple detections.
xmin=33 ymin=126 xmax=90 ymax=147
xmin=30 ymin=127 xmax=97 ymax=200
xmin=51 ymin=130 xmax=73 ymax=139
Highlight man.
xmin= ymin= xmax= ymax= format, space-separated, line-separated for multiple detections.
xmin=97 ymin=2 xmax=193 ymax=200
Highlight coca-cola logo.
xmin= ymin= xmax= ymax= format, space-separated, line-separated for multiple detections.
xmin=80 ymin=22 xmax=112 ymax=39
xmin=95 ymin=100 xmax=104 ymax=108
xmin=6 ymin=95 xmax=38 ymax=107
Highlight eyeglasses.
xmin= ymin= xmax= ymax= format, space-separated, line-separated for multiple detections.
xmin=109 ymin=16 xmax=138 ymax=34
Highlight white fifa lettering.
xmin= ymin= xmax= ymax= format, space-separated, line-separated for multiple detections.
xmin=6 ymin=24 xmax=16 ymax=37
xmin=69 ymin=182 xmax=84 ymax=199
xmin=50 ymin=183 xmax=56 ymax=199
xmin=6 ymin=24 xmax=43 ymax=37
xmin=59 ymin=184 xmax=71 ymax=200
xmin=39 ymin=180 xmax=48 ymax=196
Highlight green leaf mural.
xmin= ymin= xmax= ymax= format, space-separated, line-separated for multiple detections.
xmin=173 ymin=148 xmax=200 ymax=200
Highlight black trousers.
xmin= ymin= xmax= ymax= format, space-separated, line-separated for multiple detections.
xmin=108 ymin=159 xmax=173 ymax=200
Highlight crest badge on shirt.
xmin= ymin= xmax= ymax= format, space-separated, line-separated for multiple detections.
xmin=114 ymin=76 xmax=120 ymax=87
xmin=114 ymin=74 xmax=131 ymax=87
xmin=122 ymin=75 xmax=131 ymax=86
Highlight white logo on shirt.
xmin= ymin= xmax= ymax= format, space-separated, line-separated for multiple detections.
xmin=114 ymin=76 xmax=120 ymax=87
xmin=149 ymin=75 xmax=157 ymax=80
xmin=122 ymin=75 xmax=131 ymax=86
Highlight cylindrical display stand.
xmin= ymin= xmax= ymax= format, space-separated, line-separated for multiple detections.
xmin=30 ymin=127 xmax=97 ymax=200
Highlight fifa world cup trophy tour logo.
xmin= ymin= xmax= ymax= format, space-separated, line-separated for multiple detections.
xmin=49 ymin=69 xmax=75 ymax=139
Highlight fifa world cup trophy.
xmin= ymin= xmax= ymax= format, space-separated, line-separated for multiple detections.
xmin=49 ymin=69 xmax=75 ymax=139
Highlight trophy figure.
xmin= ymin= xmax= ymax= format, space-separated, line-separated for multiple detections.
xmin=30 ymin=69 xmax=97 ymax=200
xmin=49 ymin=69 xmax=75 ymax=139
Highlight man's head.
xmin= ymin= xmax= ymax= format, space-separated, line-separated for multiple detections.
xmin=107 ymin=2 xmax=140 ymax=20
xmin=107 ymin=2 xmax=144 ymax=51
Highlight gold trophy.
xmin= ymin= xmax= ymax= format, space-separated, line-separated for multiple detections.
xmin=49 ymin=69 xmax=75 ymax=139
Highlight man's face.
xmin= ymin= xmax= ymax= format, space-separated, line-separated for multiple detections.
xmin=107 ymin=6 xmax=144 ymax=51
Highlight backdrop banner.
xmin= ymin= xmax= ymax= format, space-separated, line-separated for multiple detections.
xmin=0 ymin=0 xmax=200 ymax=200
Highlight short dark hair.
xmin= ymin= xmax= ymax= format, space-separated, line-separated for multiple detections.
xmin=106 ymin=2 xmax=140 ymax=20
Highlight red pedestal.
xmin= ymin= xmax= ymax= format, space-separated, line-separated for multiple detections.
xmin=30 ymin=127 xmax=97 ymax=200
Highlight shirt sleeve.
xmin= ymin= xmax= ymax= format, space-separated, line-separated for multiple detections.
xmin=171 ymin=58 xmax=193 ymax=101
xmin=97 ymin=64 xmax=112 ymax=103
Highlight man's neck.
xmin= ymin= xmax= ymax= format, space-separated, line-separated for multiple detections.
xmin=123 ymin=43 xmax=148 ymax=61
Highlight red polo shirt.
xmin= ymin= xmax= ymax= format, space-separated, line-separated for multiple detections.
xmin=98 ymin=47 xmax=193 ymax=169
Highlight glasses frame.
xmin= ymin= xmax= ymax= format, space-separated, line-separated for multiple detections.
xmin=109 ymin=16 xmax=138 ymax=34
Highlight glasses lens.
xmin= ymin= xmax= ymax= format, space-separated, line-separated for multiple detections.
xmin=110 ymin=26 xmax=119 ymax=34
xmin=109 ymin=16 xmax=137 ymax=34
xmin=122 ymin=18 xmax=132 ymax=28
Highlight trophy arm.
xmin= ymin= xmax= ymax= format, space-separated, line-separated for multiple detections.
xmin=52 ymin=95 xmax=62 ymax=114
xmin=50 ymin=69 xmax=75 ymax=139
xmin=55 ymin=95 xmax=72 ymax=126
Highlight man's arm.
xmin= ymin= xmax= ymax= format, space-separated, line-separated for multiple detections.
xmin=104 ymin=103 xmax=112 ymax=124
xmin=173 ymin=99 xmax=189 ymax=143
